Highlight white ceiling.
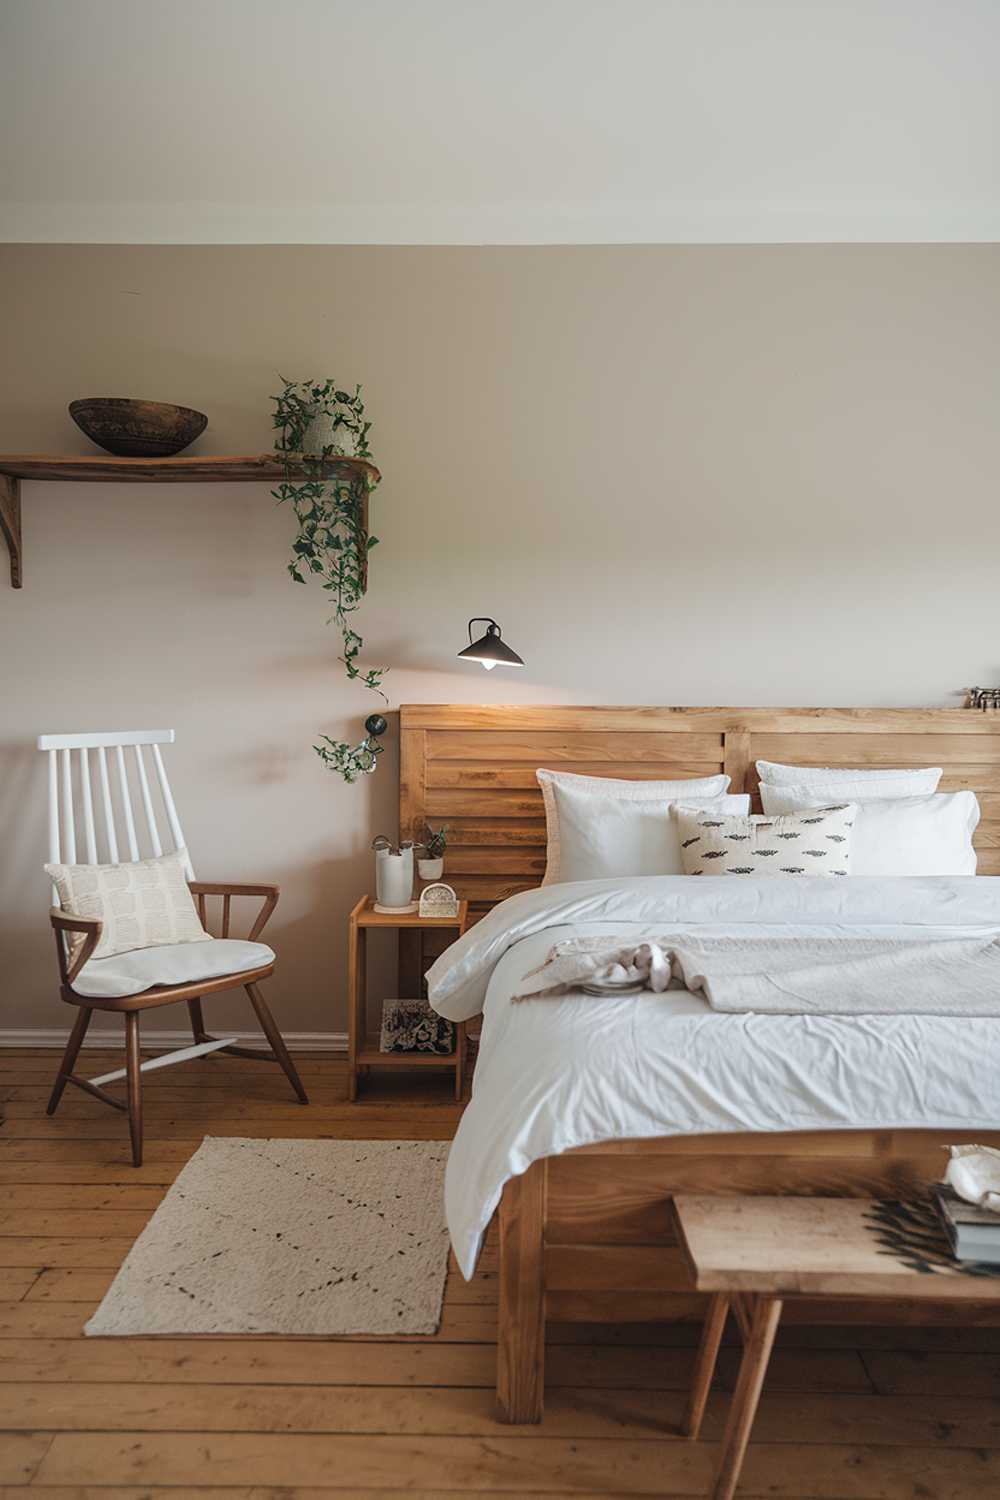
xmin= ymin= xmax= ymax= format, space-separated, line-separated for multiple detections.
xmin=2 ymin=0 xmax=998 ymax=244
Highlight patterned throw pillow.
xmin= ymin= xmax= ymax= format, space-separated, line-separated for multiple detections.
xmin=672 ymin=804 xmax=857 ymax=877
xmin=45 ymin=849 xmax=211 ymax=964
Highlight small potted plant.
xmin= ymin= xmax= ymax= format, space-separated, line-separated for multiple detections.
xmin=417 ymin=823 xmax=449 ymax=881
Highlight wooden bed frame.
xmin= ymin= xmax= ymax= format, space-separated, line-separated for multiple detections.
xmin=399 ymin=705 xmax=1000 ymax=1422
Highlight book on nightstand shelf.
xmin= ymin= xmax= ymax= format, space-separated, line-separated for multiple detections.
xmin=931 ymin=1184 xmax=1000 ymax=1264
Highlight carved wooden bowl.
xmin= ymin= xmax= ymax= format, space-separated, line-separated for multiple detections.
xmin=69 ymin=398 xmax=208 ymax=457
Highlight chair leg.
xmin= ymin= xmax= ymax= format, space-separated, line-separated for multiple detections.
xmin=186 ymin=996 xmax=207 ymax=1043
xmin=47 ymin=1007 xmax=93 ymax=1115
xmin=245 ymin=982 xmax=309 ymax=1104
xmin=124 ymin=1012 xmax=143 ymax=1167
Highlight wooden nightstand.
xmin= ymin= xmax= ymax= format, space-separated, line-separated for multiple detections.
xmin=346 ymin=896 xmax=469 ymax=1102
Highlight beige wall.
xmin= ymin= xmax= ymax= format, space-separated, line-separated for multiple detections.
xmin=2 ymin=244 xmax=999 ymax=1037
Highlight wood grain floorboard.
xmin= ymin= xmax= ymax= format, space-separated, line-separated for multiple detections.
xmin=0 ymin=1337 xmax=870 ymax=1391
xmin=29 ymin=1432 xmax=1000 ymax=1494
xmin=0 ymin=1492 xmax=913 ymax=1500
xmin=3 ymin=1047 xmax=1000 ymax=1498
xmin=1 ymin=1185 xmax=166 ymax=1208
xmin=1 ymin=1384 xmax=999 ymax=1446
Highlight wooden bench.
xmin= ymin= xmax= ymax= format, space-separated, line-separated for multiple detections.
xmin=671 ymin=1194 xmax=1000 ymax=1500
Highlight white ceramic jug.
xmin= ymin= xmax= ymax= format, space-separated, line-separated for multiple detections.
xmin=375 ymin=846 xmax=414 ymax=910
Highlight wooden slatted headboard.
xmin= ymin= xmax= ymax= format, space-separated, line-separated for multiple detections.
xmin=400 ymin=705 xmax=1000 ymax=914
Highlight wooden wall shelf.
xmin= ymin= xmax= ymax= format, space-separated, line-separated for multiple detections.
xmin=0 ymin=453 xmax=381 ymax=590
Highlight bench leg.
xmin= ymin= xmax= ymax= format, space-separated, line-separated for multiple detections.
xmin=731 ymin=1293 xmax=753 ymax=1342
xmin=496 ymin=1160 xmax=546 ymax=1423
xmin=712 ymin=1294 xmax=783 ymax=1500
xmin=682 ymin=1292 xmax=730 ymax=1438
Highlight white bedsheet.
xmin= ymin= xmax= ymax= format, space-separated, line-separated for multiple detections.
xmin=427 ymin=877 xmax=1000 ymax=1277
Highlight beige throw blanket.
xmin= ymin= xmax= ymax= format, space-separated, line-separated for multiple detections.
xmin=512 ymin=933 xmax=1000 ymax=1017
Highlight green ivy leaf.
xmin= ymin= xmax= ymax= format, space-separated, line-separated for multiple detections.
xmin=274 ymin=377 xmax=386 ymax=756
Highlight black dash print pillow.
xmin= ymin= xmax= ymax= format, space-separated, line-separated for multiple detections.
xmin=672 ymin=804 xmax=857 ymax=876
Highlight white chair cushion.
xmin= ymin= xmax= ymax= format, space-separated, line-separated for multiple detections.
xmin=73 ymin=938 xmax=275 ymax=999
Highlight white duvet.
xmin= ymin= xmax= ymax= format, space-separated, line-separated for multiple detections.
xmin=426 ymin=877 xmax=1000 ymax=1277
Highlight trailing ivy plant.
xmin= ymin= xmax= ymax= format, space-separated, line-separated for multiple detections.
xmin=271 ymin=378 xmax=386 ymax=784
xmin=315 ymin=713 xmax=389 ymax=785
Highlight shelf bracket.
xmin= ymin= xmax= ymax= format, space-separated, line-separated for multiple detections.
xmin=0 ymin=474 xmax=21 ymax=589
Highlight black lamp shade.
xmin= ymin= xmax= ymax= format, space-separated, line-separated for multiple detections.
xmin=458 ymin=618 xmax=525 ymax=669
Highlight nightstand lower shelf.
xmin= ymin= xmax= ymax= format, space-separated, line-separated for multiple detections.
xmin=356 ymin=1045 xmax=460 ymax=1069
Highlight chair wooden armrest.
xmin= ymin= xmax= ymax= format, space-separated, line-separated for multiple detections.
xmin=50 ymin=907 xmax=103 ymax=986
xmin=188 ymin=882 xmax=279 ymax=941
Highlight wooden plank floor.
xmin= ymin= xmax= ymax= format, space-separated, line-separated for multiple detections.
xmin=2 ymin=1047 xmax=1000 ymax=1498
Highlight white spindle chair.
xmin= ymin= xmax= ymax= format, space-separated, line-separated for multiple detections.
xmin=40 ymin=729 xmax=307 ymax=1165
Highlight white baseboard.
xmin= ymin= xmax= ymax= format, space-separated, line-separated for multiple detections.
xmin=0 ymin=1028 xmax=348 ymax=1053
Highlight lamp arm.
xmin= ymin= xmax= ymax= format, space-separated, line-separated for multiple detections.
xmin=467 ymin=616 xmax=500 ymax=643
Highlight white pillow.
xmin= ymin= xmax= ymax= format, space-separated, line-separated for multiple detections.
xmin=537 ymin=768 xmax=731 ymax=885
xmin=673 ymin=804 xmax=857 ymax=877
xmin=759 ymin=787 xmax=979 ymax=876
xmin=553 ymin=786 xmax=751 ymax=883
xmin=44 ymin=848 xmax=210 ymax=964
xmin=757 ymin=761 xmax=942 ymax=796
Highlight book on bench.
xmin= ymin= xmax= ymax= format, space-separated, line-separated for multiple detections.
xmin=931 ymin=1184 xmax=1000 ymax=1264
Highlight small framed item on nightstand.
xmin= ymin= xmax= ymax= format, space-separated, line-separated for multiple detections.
xmin=418 ymin=881 xmax=460 ymax=919
xmin=346 ymin=896 xmax=468 ymax=1102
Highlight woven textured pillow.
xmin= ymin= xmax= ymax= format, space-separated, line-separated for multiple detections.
xmin=45 ymin=848 xmax=210 ymax=964
xmin=672 ymin=804 xmax=857 ymax=877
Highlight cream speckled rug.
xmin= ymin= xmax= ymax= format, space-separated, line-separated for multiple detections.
xmin=85 ymin=1137 xmax=451 ymax=1336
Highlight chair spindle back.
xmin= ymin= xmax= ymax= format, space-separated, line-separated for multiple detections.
xmin=37 ymin=731 xmax=194 ymax=905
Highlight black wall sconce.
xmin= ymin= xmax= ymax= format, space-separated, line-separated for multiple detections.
xmin=457 ymin=617 xmax=525 ymax=671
